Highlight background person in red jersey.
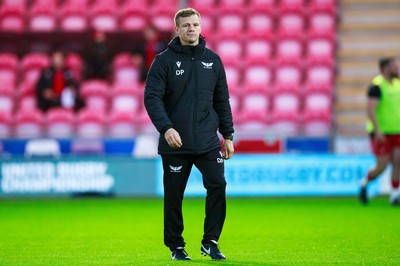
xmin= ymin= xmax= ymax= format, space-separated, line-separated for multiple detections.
xmin=36 ymin=50 xmax=84 ymax=112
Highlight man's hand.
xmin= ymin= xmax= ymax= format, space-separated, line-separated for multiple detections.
xmin=43 ymin=89 xmax=55 ymax=99
xmin=223 ymin=139 xmax=234 ymax=160
xmin=165 ymin=128 xmax=183 ymax=149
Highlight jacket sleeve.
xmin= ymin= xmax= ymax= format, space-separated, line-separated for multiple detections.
xmin=144 ymin=55 xmax=174 ymax=134
xmin=213 ymin=57 xmax=234 ymax=137
xmin=36 ymin=69 xmax=48 ymax=94
xmin=35 ymin=69 xmax=51 ymax=111
xmin=64 ymin=69 xmax=77 ymax=89
xmin=35 ymin=69 xmax=50 ymax=101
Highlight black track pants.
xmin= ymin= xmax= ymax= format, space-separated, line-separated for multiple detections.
xmin=161 ymin=148 xmax=227 ymax=250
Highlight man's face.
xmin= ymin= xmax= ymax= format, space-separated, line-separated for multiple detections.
xmin=52 ymin=52 xmax=65 ymax=70
xmin=175 ymin=15 xmax=201 ymax=46
xmin=388 ymin=60 xmax=399 ymax=78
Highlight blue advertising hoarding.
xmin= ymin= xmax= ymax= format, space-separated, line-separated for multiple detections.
xmin=156 ymin=154 xmax=385 ymax=197
xmin=0 ymin=154 xmax=389 ymax=197
xmin=0 ymin=156 xmax=157 ymax=197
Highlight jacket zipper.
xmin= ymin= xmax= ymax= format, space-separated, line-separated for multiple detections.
xmin=192 ymin=56 xmax=198 ymax=153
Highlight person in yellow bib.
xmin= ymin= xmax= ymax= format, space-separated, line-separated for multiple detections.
xmin=360 ymin=57 xmax=400 ymax=205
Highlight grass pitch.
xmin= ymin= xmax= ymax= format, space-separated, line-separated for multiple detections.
xmin=0 ymin=197 xmax=399 ymax=265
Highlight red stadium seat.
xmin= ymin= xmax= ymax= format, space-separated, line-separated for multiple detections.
xmin=276 ymin=38 xmax=303 ymax=66
xmin=137 ymin=108 xmax=158 ymax=135
xmin=60 ymin=1 xmax=88 ymax=32
xmin=62 ymin=0 xmax=89 ymax=7
xmin=0 ymin=70 xmax=17 ymax=89
xmin=16 ymin=82 xmax=37 ymax=110
xmin=241 ymin=93 xmax=269 ymax=121
xmin=243 ymin=65 xmax=272 ymax=94
xmin=120 ymin=0 xmax=147 ymax=14
xmin=304 ymin=93 xmax=331 ymax=114
xmin=0 ymin=53 xmax=18 ymax=92
xmin=217 ymin=13 xmax=244 ymax=38
xmin=135 ymin=82 xmax=145 ymax=98
xmin=219 ymin=0 xmax=246 ymax=13
xmin=28 ymin=0 xmax=57 ymax=32
xmin=0 ymin=82 xmax=14 ymax=113
xmin=249 ymin=0 xmax=275 ymax=14
xmin=120 ymin=0 xmax=148 ymax=32
xmin=309 ymin=0 xmax=336 ymax=15
xmin=247 ymin=14 xmax=274 ymax=39
xmin=90 ymin=0 xmax=118 ymax=32
xmin=18 ymin=95 xmax=36 ymax=111
xmin=303 ymin=93 xmax=332 ymax=136
xmin=0 ymin=111 xmax=12 ymax=138
xmin=215 ymin=39 xmax=242 ymax=66
xmin=80 ymin=79 xmax=109 ymax=111
xmin=304 ymin=65 xmax=334 ymax=94
xmin=151 ymin=0 xmax=178 ymax=32
xmin=188 ymin=0 xmax=216 ymax=15
xmin=30 ymin=0 xmax=57 ymax=5
xmin=0 ymin=3 xmax=25 ymax=33
xmin=0 ymin=53 xmax=19 ymax=72
xmin=14 ymin=108 xmax=44 ymax=138
xmin=245 ymin=39 xmax=273 ymax=65
xmin=229 ymin=93 xmax=241 ymax=123
xmin=46 ymin=107 xmax=75 ymax=138
xmin=303 ymin=116 xmax=331 ymax=137
xmin=21 ymin=53 xmax=50 ymax=88
xmin=111 ymin=82 xmax=140 ymax=112
xmin=237 ymin=93 xmax=269 ymax=133
xmin=306 ymin=38 xmax=335 ymax=67
xmin=224 ymin=66 xmax=241 ymax=94
xmin=271 ymin=92 xmax=300 ymax=136
xmin=199 ymin=13 xmax=213 ymax=39
xmin=151 ymin=0 xmax=177 ymax=14
xmin=273 ymin=93 xmax=300 ymax=116
xmin=17 ymin=81 xmax=36 ymax=110
xmin=278 ymin=0 xmax=305 ymax=14
xmin=112 ymin=53 xmax=140 ymax=83
xmin=309 ymin=12 xmax=336 ymax=40
xmin=151 ymin=12 xmax=174 ymax=32
xmin=108 ymin=110 xmax=137 ymax=138
xmin=2 ymin=0 xmax=26 ymax=6
xmin=76 ymin=108 xmax=106 ymax=138
xmin=277 ymin=13 xmax=305 ymax=39
xmin=274 ymin=66 xmax=302 ymax=94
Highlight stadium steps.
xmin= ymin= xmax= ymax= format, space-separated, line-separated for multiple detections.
xmin=335 ymin=0 xmax=400 ymax=136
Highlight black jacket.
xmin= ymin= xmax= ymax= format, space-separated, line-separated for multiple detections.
xmin=144 ymin=36 xmax=234 ymax=155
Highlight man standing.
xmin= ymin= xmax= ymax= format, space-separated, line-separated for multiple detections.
xmin=144 ymin=8 xmax=234 ymax=261
xmin=360 ymin=57 xmax=400 ymax=205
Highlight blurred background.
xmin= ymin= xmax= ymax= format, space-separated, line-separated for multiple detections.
xmin=0 ymin=0 xmax=399 ymax=198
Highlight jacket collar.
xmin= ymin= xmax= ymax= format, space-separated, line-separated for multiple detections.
xmin=168 ymin=36 xmax=206 ymax=56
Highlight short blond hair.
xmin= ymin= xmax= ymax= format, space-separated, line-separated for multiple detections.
xmin=174 ymin=8 xmax=201 ymax=27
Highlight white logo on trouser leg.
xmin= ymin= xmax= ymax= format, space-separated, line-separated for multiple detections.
xmin=169 ymin=165 xmax=182 ymax=173
xmin=217 ymin=152 xmax=224 ymax=164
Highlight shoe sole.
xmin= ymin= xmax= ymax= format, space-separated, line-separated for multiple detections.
xmin=201 ymin=250 xmax=226 ymax=261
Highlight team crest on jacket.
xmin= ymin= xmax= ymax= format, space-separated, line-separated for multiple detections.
xmin=201 ymin=62 xmax=213 ymax=69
